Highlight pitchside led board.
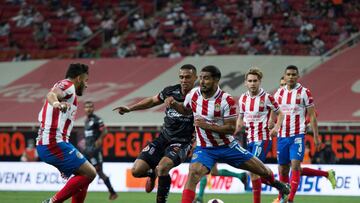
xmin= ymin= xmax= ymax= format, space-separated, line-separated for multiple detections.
xmin=0 ymin=162 xmax=359 ymax=196
xmin=1 ymin=130 xmax=360 ymax=164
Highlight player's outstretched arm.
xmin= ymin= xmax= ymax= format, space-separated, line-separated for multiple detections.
xmin=113 ymin=95 xmax=162 ymax=115
xmin=164 ymin=96 xmax=192 ymax=115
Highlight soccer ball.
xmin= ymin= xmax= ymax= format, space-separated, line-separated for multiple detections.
xmin=207 ymin=199 xmax=224 ymax=203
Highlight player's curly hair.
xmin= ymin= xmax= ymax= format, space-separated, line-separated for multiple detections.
xmin=245 ymin=67 xmax=263 ymax=80
xmin=65 ymin=63 xmax=89 ymax=79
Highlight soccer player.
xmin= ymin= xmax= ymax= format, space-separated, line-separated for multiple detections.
xmin=36 ymin=63 xmax=96 ymax=203
xmin=83 ymin=101 xmax=118 ymax=200
xmin=113 ymin=64 xmax=198 ymax=203
xmin=236 ymin=67 xmax=284 ymax=203
xmin=273 ymin=71 xmax=336 ymax=203
xmin=166 ymin=65 xmax=290 ymax=203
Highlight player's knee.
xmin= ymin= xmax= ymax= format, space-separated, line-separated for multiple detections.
xmin=188 ymin=166 xmax=203 ymax=182
xmin=156 ymin=164 xmax=171 ymax=176
xmin=131 ymin=166 xmax=144 ymax=178
xmin=87 ymin=165 xmax=97 ymax=180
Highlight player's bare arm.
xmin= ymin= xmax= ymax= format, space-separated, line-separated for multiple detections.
xmin=234 ymin=114 xmax=244 ymax=135
xmin=47 ymin=87 xmax=68 ymax=113
xmin=307 ymin=106 xmax=321 ymax=150
xmin=270 ymin=110 xmax=284 ymax=137
xmin=165 ymin=96 xmax=192 ymax=115
xmin=113 ymin=94 xmax=162 ymax=114
xmin=194 ymin=117 xmax=236 ymax=135
xmin=95 ymin=127 xmax=108 ymax=148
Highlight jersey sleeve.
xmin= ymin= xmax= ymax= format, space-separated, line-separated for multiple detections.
xmin=304 ymin=88 xmax=314 ymax=108
xmin=157 ymin=86 xmax=169 ymax=102
xmin=224 ymin=95 xmax=237 ymax=119
xmin=267 ymin=94 xmax=280 ymax=112
xmin=52 ymin=80 xmax=74 ymax=98
xmin=183 ymin=89 xmax=195 ymax=108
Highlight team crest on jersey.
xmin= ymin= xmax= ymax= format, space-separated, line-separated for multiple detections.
xmin=296 ymin=93 xmax=301 ymax=100
xmin=214 ymin=103 xmax=221 ymax=112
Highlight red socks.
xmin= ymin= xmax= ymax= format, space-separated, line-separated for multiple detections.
xmin=302 ymin=167 xmax=328 ymax=177
xmin=71 ymin=185 xmax=89 ymax=203
xmin=181 ymin=189 xmax=195 ymax=203
xmin=252 ymin=178 xmax=262 ymax=203
xmin=288 ymin=170 xmax=301 ymax=202
xmin=262 ymin=171 xmax=275 ymax=185
xmin=53 ymin=175 xmax=92 ymax=203
xmin=278 ymin=173 xmax=290 ymax=200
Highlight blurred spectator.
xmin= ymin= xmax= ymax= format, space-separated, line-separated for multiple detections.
xmin=117 ymin=43 xmax=128 ymax=58
xmin=20 ymin=139 xmax=38 ymax=162
xmin=310 ymin=36 xmax=325 ymax=55
xmin=131 ymin=14 xmax=145 ymax=32
xmin=297 ymin=30 xmax=312 ymax=44
xmin=251 ymin=0 xmax=264 ymax=25
xmin=101 ymin=16 xmax=115 ymax=42
xmin=169 ymin=46 xmax=181 ymax=58
xmin=12 ymin=52 xmax=31 ymax=61
xmin=329 ymin=21 xmax=340 ymax=35
xmin=300 ymin=20 xmax=315 ymax=33
xmin=312 ymin=140 xmax=338 ymax=164
xmin=0 ymin=21 xmax=10 ymax=36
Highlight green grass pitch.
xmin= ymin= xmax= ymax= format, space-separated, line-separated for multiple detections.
xmin=0 ymin=191 xmax=358 ymax=203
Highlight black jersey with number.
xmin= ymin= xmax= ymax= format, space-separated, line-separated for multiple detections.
xmin=84 ymin=114 xmax=105 ymax=153
xmin=158 ymin=84 xmax=194 ymax=143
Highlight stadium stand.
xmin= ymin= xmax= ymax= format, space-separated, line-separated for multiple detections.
xmin=0 ymin=0 xmax=359 ymax=61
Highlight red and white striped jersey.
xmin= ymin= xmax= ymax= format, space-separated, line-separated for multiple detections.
xmin=239 ymin=88 xmax=280 ymax=142
xmin=36 ymin=79 xmax=78 ymax=145
xmin=274 ymin=83 xmax=314 ymax=137
xmin=184 ymin=87 xmax=237 ymax=147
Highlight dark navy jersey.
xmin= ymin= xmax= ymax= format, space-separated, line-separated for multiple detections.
xmin=84 ymin=114 xmax=105 ymax=151
xmin=158 ymin=84 xmax=194 ymax=142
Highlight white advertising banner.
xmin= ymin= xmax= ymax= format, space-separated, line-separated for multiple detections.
xmin=0 ymin=162 xmax=359 ymax=196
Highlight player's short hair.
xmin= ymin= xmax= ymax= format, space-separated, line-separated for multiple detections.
xmin=201 ymin=65 xmax=221 ymax=80
xmin=65 ymin=63 xmax=89 ymax=79
xmin=84 ymin=101 xmax=93 ymax=105
xmin=245 ymin=67 xmax=263 ymax=80
xmin=280 ymin=76 xmax=284 ymax=80
xmin=285 ymin=65 xmax=299 ymax=74
xmin=180 ymin=64 xmax=197 ymax=74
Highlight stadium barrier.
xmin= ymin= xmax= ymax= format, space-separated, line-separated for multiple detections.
xmin=1 ymin=129 xmax=360 ymax=164
xmin=0 ymin=162 xmax=359 ymax=196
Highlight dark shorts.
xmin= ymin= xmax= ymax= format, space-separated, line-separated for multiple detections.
xmin=37 ymin=142 xmax=87 ymax=178
xmin=84 ymin=150 xmax=103 ymax=167
xmin=138 ymin=135 xmax=192 ymax=169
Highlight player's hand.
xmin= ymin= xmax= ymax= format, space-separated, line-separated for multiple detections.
xmin=53 ymin=101 xmax=69 ymax=113
xmin=194 ymin=117 xmax=209 ymax=129
xmin=314 ymin=136 xmax=321 ymax=151
xmin=164 ymin=96 xmax=175 ymax=108
xmin=112 ymin=106 xmax=130 ymax=115
xmin=269 ymin=126 xmax=279 ymax=137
